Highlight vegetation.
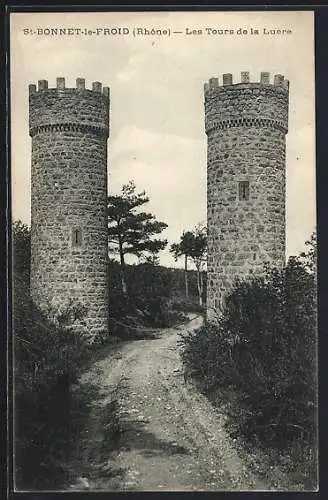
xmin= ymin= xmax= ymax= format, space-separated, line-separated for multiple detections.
xmin=13 ymin=274 xmax=91 ymax=488
xmin=107 ymin=181 xmax=168 ymax=294
xmin=12 ymin=220 xmax=30 ymax=284
xmin=107 ymin=259 xmax=204 ymax=337
xmin=12 ymin=223 xmax=115 ymax=489
xmin=12 ymin=209 xmax=317 ymax=489
xmin=179 ymin=234 xmax=317 ymax=489
xmin=170 ymin=223 xmax=207 ymax=306
xmin=12 ymin=217 xmax=205 ymax=488
xmin=170 ymin=231 xmax=194 ymax=300
xmin=187 ymin=224 xmax=207 ymax=307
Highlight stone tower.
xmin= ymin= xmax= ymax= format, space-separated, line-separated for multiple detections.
xmin=29 ymin=78 xmax=110 ymax=338
xmin=204 ymin=71 xmax=289 ymax=319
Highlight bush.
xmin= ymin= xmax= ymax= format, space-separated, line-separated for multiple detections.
xmin=170 ymin=298 xmax=205 ymax=314
xmin=127 ymin=262 xmax=173 ymax=300
xmin=12 ymin=221 xmax=31 ymax=285
xmin=108 ymin=260 xmax=189 ymax=332
xmin=180 ymin=254 xmax=317 ymax=451
xmin=12 ymin=224 xmax=124 ymax=489
xmin=13 ymin=275 xmax=91 ymax=489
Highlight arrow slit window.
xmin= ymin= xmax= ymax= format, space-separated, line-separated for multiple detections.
xmin=72 ymin=228 xmax=82 ymax=247
xmin=239 ymin=181 xmax=250 ymax=201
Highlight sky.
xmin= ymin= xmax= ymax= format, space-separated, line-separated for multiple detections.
xmin=10 ymin=10 xmax=316 ymax=268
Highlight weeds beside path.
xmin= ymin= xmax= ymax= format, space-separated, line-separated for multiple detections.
xmin=66 ymin=314 xmax=272 ymax=491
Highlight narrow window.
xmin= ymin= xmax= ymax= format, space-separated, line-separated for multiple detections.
xmin=72 ymin=228 xmax=82 ymax=247
xmin=239 ymin=181 xmax=250 ymax=201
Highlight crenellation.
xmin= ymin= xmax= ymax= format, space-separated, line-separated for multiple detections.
xmin=103 ymin=86 xmax=110 ymax=98
xmin=274 ymin=74 xmax=285 ymax=86
xmin=29 ymin=80 xmax=110 ymax=139
xmin=241 ymin=71 xmax=250 ymax=83
xmin=260 ymin=71 xmax=270 ymax=84
xmin=282 ymin=79 xmax=290 ymax=90
xmin=38 ymin=79 xmax=48 ymax=90
xmin=92 ymin=81 xmax=102 ymax=93
xmin=29 ymin=84 xmax=37 ymax=95
xmin=30 ymin=78 xmax=108 ymax=94
xmin=56 ymin=77 xmax=65 ymax=89
xmin=76 ymin=77 xmax=85 ymax=89
xmin=204 ymin=82 xmax=210 ymax=93
xmin=223 ymin=73 xmax=233 ymax=86
xmin=204 ymin=71 xmax=289 ymax=90
xmin=209 ymin=77 xmax=219 ymax=88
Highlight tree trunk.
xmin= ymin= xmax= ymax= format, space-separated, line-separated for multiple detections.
xmin=184 ymin=254 xmax=189 ymax=300
xmin=196 ymin=267 xmax=203 ymax=307
xmin=118 ymin=237 xmax=128 ymax=295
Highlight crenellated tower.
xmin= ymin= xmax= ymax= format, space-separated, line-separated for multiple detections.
xmin=204 ymin=71 xmax=290 ymax=319
xmin=29 ymin=77 xmax=110 ymax=338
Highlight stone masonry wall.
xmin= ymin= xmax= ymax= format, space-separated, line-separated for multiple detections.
xmin=205 ymin=72 xmax=289 ymax=319
xmin=29 ymin=78 xmax=110 ymax=337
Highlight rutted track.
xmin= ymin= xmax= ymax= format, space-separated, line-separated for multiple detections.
xmin=68 ymin=315 xmax=268 ymax=491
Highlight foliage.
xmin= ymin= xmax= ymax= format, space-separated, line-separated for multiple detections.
xmin=11 ymin=215 xmax=205 ymax=487
xmin=170 ymin=231 xmax=194 ymax=299
xmin=12 ymin=220 xmax=31 ymax=284
xmin=170 ymin=224 xmax=207 ymax=306
xmin=179 ymin=235 xmax=317 ymax=487
xmin=107 ymin=181 xmax=168 ymax=293
xmin=13 ymin=274 xmax=92 ymax=489
xmin=170 ymin=231 xmax=195 ymax=262
xmin=187 ymin=223 xmax=207 ymax=266
xmin=296 ymin=232 xmax=317 ymax=275
xmin=12 ymin=219 xmax=127 ymax=489
xmin=108 ymin=260 xmax=189 ymax=332
xmin=12 ymin=222 xmax=91 ymax=488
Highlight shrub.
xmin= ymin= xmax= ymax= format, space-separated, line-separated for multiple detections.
xmin=11 ymin=229 xmax=121 ymax=489
xmin=108 ymin=260 xmax=188 ymax=331
xmin=170 ymin=298 xmax=205 ymax=314
xmin=179 ymin=322 xmax=231 ymax=391
xmin=13 ymin=274 xmax=91 ymax=489
xmin=127 ymin=262 xmax=173 ymax=300
xmin=179 ymin=253 xmax=317 ymax=451
xmin=12 ymin=221 xmax=31 ymax=285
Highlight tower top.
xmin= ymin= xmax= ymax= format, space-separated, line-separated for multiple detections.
xmin=28 ymin=77 xmax=110 ymax=138
xmin=28 ymin=77 xmax=110 ymax=98
xmin=204 ymin=72 xmax=289 ymax=93
xmin=204 ymin=71 xmax=290 ymax=135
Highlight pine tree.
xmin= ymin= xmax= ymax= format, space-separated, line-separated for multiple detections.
xmin=170 ymin=224 xmax=207 ymax=306
xmin=107 ymin=181 xmax=168 ymax=294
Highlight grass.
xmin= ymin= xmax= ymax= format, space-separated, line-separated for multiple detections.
xmin=208 ymin=386 xmax=318 ymax=491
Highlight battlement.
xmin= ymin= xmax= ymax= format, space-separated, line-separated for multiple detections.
xmin=204 ymin=71 xmax=289 ymax=135
xmin=204 ymin=72 xmax=289 ymax=93
xmin=29 ymin=77 xmax=110 ymax=98
xmin=29 ymin=77 xmax=110 ymax=138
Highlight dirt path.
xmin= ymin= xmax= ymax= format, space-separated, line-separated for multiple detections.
xmin=68 ymin=315 xmax=269 ymax=491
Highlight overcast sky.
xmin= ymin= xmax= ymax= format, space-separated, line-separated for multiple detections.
xmin=10 ymin=10 xmax=315 ymax=268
